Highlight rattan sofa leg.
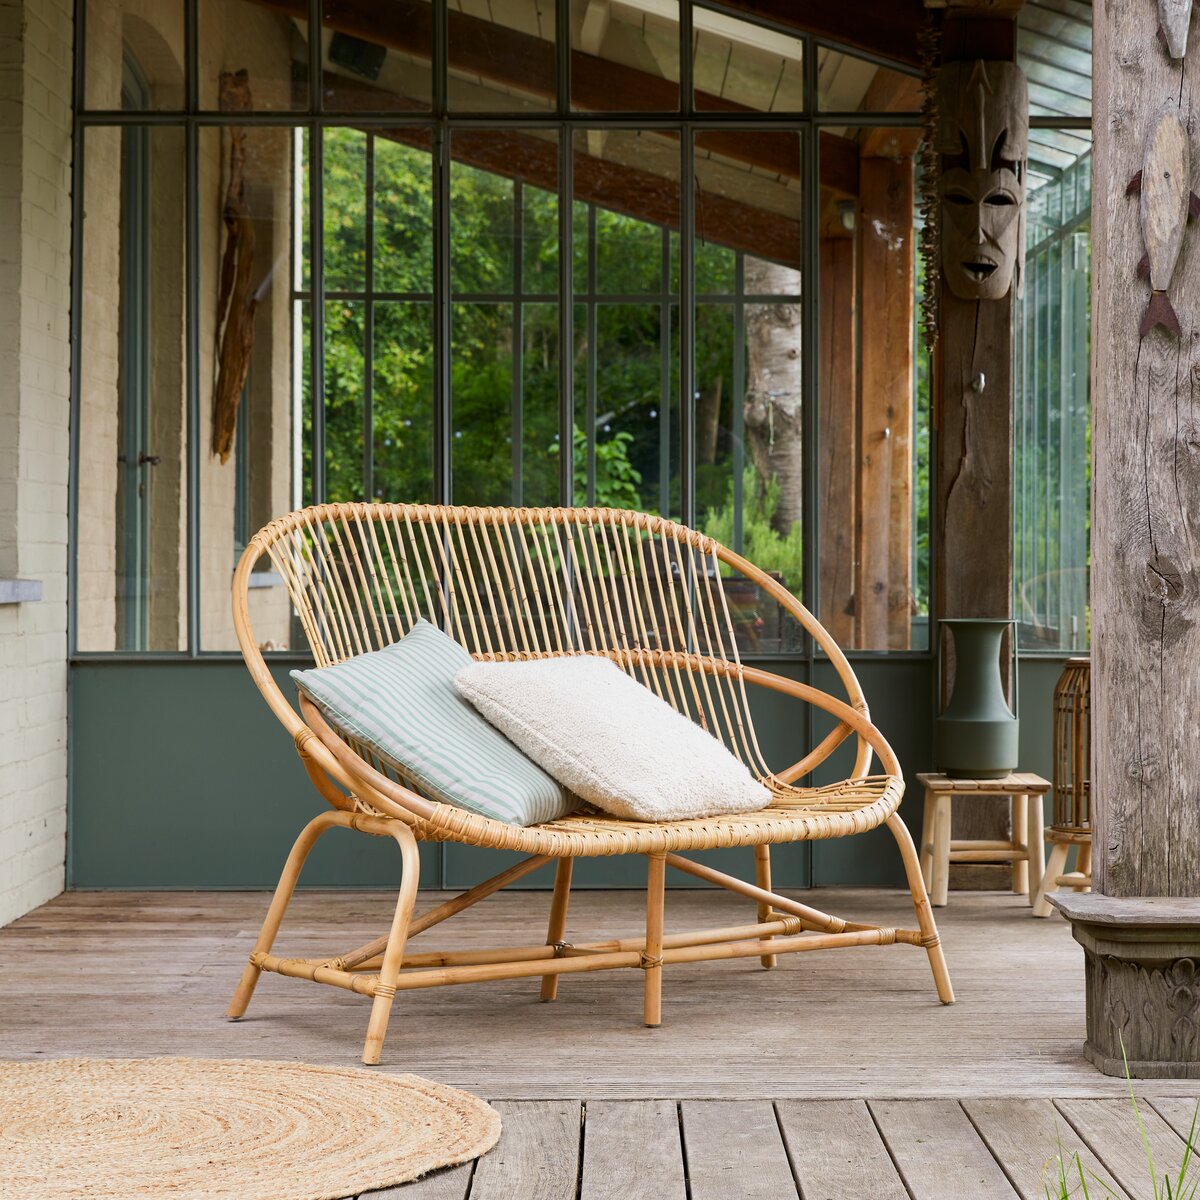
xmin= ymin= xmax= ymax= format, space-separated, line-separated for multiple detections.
xmin=540 ymin=858 xmax=574 ymax=1002
xmin=362 ymin=821 xmax=421 ymax=1066
xmin=754 ymin=845 xmax=778 ymax=969
xmin=888 ymin=813 xmax=955 ymax=1005
xmin=227 ymin=810 xmax=346 ymax=1020
xmin=643 ymin=853 xmax=666 ymax=1027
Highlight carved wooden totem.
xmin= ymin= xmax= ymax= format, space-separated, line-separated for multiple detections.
xmin=935 ymin=60 xmax=1028 ymax=301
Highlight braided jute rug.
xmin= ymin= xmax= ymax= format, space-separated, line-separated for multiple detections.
xmin=0 ymin=1057 xmax=501 ymax=1199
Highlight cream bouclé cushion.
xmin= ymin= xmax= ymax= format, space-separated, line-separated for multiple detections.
xmin=454 ymin=655 xmax=771 ymax=822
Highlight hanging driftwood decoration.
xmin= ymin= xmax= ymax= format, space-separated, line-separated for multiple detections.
xmin=1126 ymin=106 xmax=1200 ymax=337
xmin=1156 ymin=0 xmax=1196 ymax=59
xmin=935 ymin=60 xmax=1028 ymax=302
xmin=212 ymin=69 xmax=257 ymax=464
xmin=917 ymin=13 xmax=942 ymax=351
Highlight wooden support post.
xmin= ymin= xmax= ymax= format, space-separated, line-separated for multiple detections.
xmin=934 ymin=12 xmax=1020 ymax=885
xmin=858 ymin=153 xmax=915 ymax=650
xmin=817 ymin=233 xmax=857 ymax=646
xmin=1050 ymin=0 xmax=1200 ymax=1078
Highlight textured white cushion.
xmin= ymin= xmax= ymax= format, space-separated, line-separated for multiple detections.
xmin=455 ymin=655 xmax=771 ymax=822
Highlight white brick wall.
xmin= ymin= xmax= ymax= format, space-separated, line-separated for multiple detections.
xmin=0 ymin=0 xmax=73 ymax=927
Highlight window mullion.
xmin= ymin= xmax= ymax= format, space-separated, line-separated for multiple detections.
xmin=512 ymin=179 xmax=523 ymax=507
xmin=310 ymin=125 xmax=326 ymax=505
xmin=363 ymin=134 xmax=375 ymax=502
xmin=558 ymin=127 xmax=573 ymax=507
xmin=434 ymin=126 xmax=452 ymax=504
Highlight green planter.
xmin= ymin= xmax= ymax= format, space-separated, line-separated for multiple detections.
xmin=936 ymin=618 xmax=1019 ymax=779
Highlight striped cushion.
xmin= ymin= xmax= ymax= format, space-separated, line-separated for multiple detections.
xmin=291 ymin=620 xmax=577 ymax=827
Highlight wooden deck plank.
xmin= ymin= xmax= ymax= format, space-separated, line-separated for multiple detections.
xmin=580 ymin=1100 xmax=686 ymax=1200
xmin=870 ymin=1099 xmax=1018 ymax=1200
xmin=361 ymin=1161 xmax=473 ymax=1199
xmin=3 ymin=888 xmax=1200 ymax=1099
xmin=1056 ymin=1098 xmax=1200 ymax=1200
xmin=964 ymin=1098 xmax=1129 ymax=1200
xmin=1148 ymin=1097 xmax=1200 ymax=1146
xmin=466 ymin=1101 xmax=580 ymax=1200
xmin=776 ymin=1100 xmax=908 ymax=1200
xmin=680 ymin=1101 xmax=797 ymax=1200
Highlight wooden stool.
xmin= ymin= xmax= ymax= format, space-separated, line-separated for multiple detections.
xmin=1031 ymin=832 xmax=1092 ymax=917
xmin=916 ymin=772 xmax=1050 ymax=908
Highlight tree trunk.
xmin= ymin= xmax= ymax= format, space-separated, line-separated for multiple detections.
xmin=695 ymin=375 xmax=722 ymax=467
xmin=743 ymin=257 xmax=803 ymax=535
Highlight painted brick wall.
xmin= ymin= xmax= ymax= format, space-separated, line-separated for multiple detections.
xmin=0 ymin=0 xmax=74 ymax=926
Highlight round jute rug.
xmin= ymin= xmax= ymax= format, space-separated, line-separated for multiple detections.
xmin=0 ymin=1057 xmax=501 ymax=1200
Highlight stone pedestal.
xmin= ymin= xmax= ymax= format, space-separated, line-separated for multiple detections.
xmin=1050 ymin=894 xmax=1200 ymax=1078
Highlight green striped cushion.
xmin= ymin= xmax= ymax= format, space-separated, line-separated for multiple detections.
xmin=291 ymin=620 xmax=576 ymax=827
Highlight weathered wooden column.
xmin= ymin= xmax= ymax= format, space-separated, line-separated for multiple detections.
xmin=1050 ymin=1 xmax=1200 ymax=1078
xmin=932 ymin=8 xmax=1021 ymax=884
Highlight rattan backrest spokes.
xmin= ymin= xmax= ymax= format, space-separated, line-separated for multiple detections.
xmin=238 ymin=504 xmax=876 ymax=784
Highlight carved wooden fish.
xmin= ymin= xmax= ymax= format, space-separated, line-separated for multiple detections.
xmin=1127 ymin=108 xmax=1200 ymax=337
xmin=1157 ymin=0 xmax=1197 ymax=59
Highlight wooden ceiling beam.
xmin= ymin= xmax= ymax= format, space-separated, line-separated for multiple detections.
xmin=319 ymin=69 xmax=811 ymax=266
xmin=362 ymin=120 xmax=801 ymax=269
xmin=712 ymin=0 xmax=925 ymax=69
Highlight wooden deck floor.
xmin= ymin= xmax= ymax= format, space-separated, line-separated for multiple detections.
xmin=3 ymin=888 xmax=1199 ymax=1198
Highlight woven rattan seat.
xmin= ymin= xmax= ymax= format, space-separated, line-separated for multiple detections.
xmin=228 ymin=503 xmax=953 ymax=1064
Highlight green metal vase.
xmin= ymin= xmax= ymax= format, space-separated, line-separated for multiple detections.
xmin=936 ymin=618 xmax=1019 ymax=779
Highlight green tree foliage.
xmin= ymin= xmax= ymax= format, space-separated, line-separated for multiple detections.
xmin=551 ymin=426 xmax=642 ymax=509
xmin=703 ymin=465 xmax=804 ymax=588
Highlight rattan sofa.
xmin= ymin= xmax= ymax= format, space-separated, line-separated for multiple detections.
xmin=227 ymin=503 xmax=954 ymax=1064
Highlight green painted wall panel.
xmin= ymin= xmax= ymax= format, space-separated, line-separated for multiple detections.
xmin=68 ymin=661 xmax=442 ymax=889
xmin=67 ymin=655 xmax=1070 ymax=889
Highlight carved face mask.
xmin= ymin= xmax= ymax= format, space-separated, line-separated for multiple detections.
xmin=940 ymin=164 xmax=1023 ymax=299
xmin=936 ymin=61 xmax=1029 ymax=301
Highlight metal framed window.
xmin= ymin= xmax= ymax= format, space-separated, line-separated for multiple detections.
xmin=70 ymin=0 xmax=946 ymax=660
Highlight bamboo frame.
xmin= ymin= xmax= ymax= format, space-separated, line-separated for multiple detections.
xmin=228 ymin=503 xmax=953 ymax=1063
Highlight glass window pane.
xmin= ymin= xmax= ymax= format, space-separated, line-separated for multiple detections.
xmin=1015 ymin=138 xmax=1092 ymax=652
xmin=450 ymin=131 xmax=560 ymax=506
xmin=451 ymin=140 xmax=517 ymax=294
xmin=597 ymin=304 xmax=668 ymax=514
xmin=77 ymin=126 xmax=187 ymax=652
xmin=373 ymin=303 xmax=435 ymax=503
xmin=571 ymin=0 xmax=679 ymax=112
xmin=197 ymin=125 xmax=299 ymax=650
xmin=199 ymin=0 xmax=309 ymax=111
xmin=523 ymin=185 xmax=560 ymax=295
xmin=817 ymin=46 xmax=921 ymax=113
xmin=452 ymin=302 xmax=514 ymax=504
xmin=573 ymin=130 xmax=680 ymax=517
xmin=814 ymin=126 xmax=926 ymax=651
xmin=574 ymin=129 xmax=680 ymax=295
xmin=323 ymin=0 xmax=433 ymax=112
xmin=522 ymin=303 xmax=562 ymax=506
xmin=1019 ymin=0 xmax=1091 ymax=120
xmin=85 ymin=1 xmax=184 ymax=110
xmin=694 ymin=130 xmax=803 ymax=654
xmin=374 ymin=132 xmax=434 ymax=294
xmin=323 ymin=299 xmax=366 ymax=503
xmin=449 ymin=0 xmax=556 ymax=113
xmin=323 ymin=128 xmax=367 ymax=293
xmin=693 ymin=8 xmax=803 ymax=114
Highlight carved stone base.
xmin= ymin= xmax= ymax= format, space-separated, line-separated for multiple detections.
xmin=1050 ymin=894 xmax=1200 ymax=1078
